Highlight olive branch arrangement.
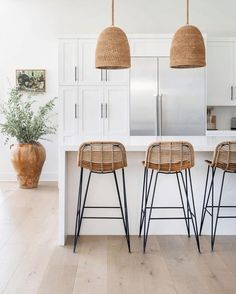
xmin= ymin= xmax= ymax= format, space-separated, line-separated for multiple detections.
xmin=0 ymin=88 xmax=57 ymax=144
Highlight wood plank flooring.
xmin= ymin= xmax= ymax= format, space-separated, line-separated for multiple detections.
xmin=1 ymin=182 xmax=236 ymax=294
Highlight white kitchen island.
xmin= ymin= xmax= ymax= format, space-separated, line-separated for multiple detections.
xmin=59 ymin=136 xmax=236 ymax=245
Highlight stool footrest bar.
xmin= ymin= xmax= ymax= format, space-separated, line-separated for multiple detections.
xmin=84 ymin=206 xmax=120 ymax=209
xmin=150 ymin=217 xmax=192 ymax=220
xmin=82 ymin=216 xmax=123 ymax=219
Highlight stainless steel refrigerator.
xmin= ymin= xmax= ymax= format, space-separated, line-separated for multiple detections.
xmin=130 ymin=57 xmax=206 ymax=136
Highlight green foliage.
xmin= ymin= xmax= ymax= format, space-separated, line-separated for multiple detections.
xmin=0 ymin=88 xmax=57 ymax=144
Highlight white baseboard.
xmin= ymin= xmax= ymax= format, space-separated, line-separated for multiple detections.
xmin=0 ymin=172 xmax=58 ymax=182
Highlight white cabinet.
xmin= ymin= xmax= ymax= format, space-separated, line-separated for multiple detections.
xmin=78 ymin=39 xmax=101 ymax=83
xmin=77 ymin=85 xmax=129 ymax=138
xmin=132 ymin=38 xmax=171 ymax=57
xmin=59 ymin=86 xmax=78 ymax=139
xmin=78 ymin=86 xmax=104 ymax=137
xmin=59 ymin=38 xmax=129 ymax=86
xmin=59 ymin=39 xmax=78 ymax=85
xmin=207 ymin=41 xmax=236 ymax=106
xmin=104 ymin=86 xmax=129 ymax=137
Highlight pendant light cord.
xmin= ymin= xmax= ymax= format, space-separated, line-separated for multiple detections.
xmin=186 ymin=0 xmax=189 ymax=24
xmin=112 ymin=0 xmax=115 ymax=26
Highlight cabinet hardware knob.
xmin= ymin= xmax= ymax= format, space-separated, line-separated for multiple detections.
xmin=105 ymin=103 xmax=108 ymax=118
xmin=74 ymin=104 xmax=78 ymax=118
xmin=75 ymin=66 xmax=78 ymax=82
xmin=231 ymin=86 xmax=234 ymax=101
xmin=101 ymin=103 xmax=103 ymax=118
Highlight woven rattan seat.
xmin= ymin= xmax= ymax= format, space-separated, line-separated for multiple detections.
xmin=77 ymin=141 xmax=127 ymax=173
xmin=143 ymin=141 xmax=195 ymax=172
xmin=206 ymin=141 xmax=236 ymax=172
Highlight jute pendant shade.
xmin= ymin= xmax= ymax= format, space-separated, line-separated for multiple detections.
xmin=95 ymin=0 xmax=131 ymax=69
xmin=170 ymin=0 xmax=206 ymax=68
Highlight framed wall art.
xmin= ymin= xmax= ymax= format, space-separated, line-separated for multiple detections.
xmin=16 ymin=69 xmax=46 ymax=93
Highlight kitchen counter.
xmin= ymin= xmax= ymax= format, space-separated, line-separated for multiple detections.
xmin=62 ymin=135 xmax=236 ymax=152
xmin=59 ymin=135 xmax=236 ymax=245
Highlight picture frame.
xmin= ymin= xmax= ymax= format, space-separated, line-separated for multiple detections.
xmin=16 ymin=69 xmax=46 ymax=93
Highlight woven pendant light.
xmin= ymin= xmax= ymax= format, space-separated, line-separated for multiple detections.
xmin=95 ymin=0 xmax=131 ymax=69
xmin=170 ymin=0 xmax=206 ymax=68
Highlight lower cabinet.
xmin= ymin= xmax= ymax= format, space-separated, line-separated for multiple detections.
xmin=59 ymin=86 xmax=78 ymax=140
xmin=60 ymin=85 xmax=129 ymax=141
xmin=103 ymin=86 xmax=129 ymax=137
xmin=78 ymin=86 xmax=104 ymax=137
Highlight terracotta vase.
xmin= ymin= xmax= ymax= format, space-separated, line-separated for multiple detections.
xmin=11 ymin=142 xmax=46 ymax=189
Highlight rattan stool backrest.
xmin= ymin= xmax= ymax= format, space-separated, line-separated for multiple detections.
xmin=144 ymin=141 xmax=195 ymax=172
xmin=212 ymin=141 xmax=236 ymax=171
xmin=77 ymin=141 xmax=127 ymax=173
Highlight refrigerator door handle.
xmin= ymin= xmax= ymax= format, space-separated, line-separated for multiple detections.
xmin=231 ymin=86 xmax=234 ymax=101
xmin=158 ymin=94 xmax=163 ymax=136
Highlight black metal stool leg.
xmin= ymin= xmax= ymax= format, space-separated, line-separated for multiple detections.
xmin=188 ymin=169 xmax=201 ymax=253
xmin=113 ymin=170 xmax=130 ymax=251
xmin=73 ymin=168 xmax=83 ymax=252
xmin=122 ymin=168 xmax=131 ymax=253
xmin=212 ymin=171 xmax=226 ymax=251
xmin=176 ymin=172 xmax=190 ymax=237
xmin=200 ymin=167 xmax=216 ymax=235
xmin=199 ymin=165 xmax=210 ymax=235
xmin=211 ymin=168 xmax=215 ymax=251
xmin=139 ymin=168 xmax=147 ymax=237
xmin=181 ymin=170 xmax=191 ymax=235
xmin=73 ymin=171 xmax=92 ymax=252
xmin=180 ymin=170 xmax=201 ymax=253
xmin=143 ymin=172 xmax=159 ymax=253
xmin=139 ymin=169 xmax=154 ymax=237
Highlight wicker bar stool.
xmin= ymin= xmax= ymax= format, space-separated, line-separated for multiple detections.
xmin=139 ymin=141 xmax=200 ymax=253
xmin=199 ymin=141 xmax=236 ymax=251
xmin=73 ymin=141 xmax=130 ymax=253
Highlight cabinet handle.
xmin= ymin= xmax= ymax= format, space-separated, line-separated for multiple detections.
xmin=105 ymin=103 xmax=108 ymax=118
xmin=106 ymin=70 xmax=108 ymax=82
xmin=75 ymin=66 xmax=77 ymax=82
xmin=231 ymin=86 xmax=234 ymax=101
xmin=74 ymin=104 xmax=78 ymax=118
xmin=101 ymin=103 xmax=103 ymax=118
xmin=101 ymin=70 xmax=103 ymax=82
xmin=158 ymin=94 xmax=163 ymax=136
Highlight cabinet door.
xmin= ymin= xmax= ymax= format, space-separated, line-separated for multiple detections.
xmin=78 ymin=40 xmax=101 ymax=83
xmin=103 ymin=86 xmax=129 ymax=138
xmin=78 ymin=86 xmax=104 ymax=137
xmin=59 ymin=86 xmax=78 ymax=139
xmin=207 ymin=41 xmax=235 ymax=106
xmin=105 ymin=69 xmax=129 ymax=84
xmin=59 ymin=40 xmax=78 ymax=85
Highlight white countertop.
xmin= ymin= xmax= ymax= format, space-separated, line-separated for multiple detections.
xmin=62 ymin=135 xmax=236 ymax=152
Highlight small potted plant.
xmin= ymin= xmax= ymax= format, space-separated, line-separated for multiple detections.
xmin=0 ymin=88 xmax=57 ymax=188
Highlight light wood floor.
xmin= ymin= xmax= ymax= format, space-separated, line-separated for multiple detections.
xmin=1 ymin=182 xmax=236 ymax=294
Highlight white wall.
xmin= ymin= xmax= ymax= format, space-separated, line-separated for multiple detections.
xmin=0 ymin=0 xmax=236 ymax=181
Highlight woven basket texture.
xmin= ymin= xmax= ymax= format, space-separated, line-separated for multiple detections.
xmin=209 ymin=141 xmax=236 ymax=171
xmin=144 ymin=141 xmax=195 ymax=172
xmin=170 ymin=25 xmax=206 ymax=68
xmin=96 ymin=26 xmax=131 ymax=69
xmin=78 ymin=141 xmax=127 ymax=172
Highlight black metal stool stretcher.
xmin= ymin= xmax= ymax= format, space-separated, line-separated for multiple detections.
xmin=199 ymin=141 xmax=236 ymax=251
xmin=139 ymin=141 xmax=200 ymax=253
xmin=73 ymin=141 xmax=131 ymax=253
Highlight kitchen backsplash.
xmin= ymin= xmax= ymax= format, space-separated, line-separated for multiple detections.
xmin=207 ymin=106 xmax=236 ymax=130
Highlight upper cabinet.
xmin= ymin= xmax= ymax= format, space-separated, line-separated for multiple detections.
xmin=59 ymin=38 xmax=129 ymax=86
xmin=207 ymin=40 xmax=236 ymax=106
xmin=59 ymin=39 xmax=78 ymax=85
xmin=78 ymin=39 xmax=101 ymax=83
